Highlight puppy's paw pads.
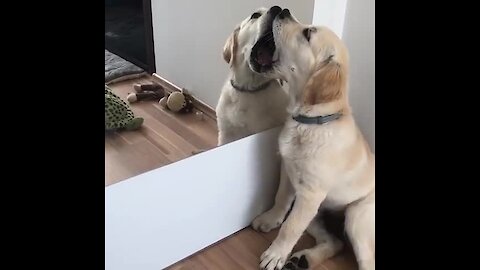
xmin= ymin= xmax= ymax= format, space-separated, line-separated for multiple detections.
xmin=281 ymin=255 xmax=309 ymax=270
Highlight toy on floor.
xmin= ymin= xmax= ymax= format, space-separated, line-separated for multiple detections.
xmin=159 ymin=88 xmax=194 ymax=113
xmin=133 ymin=83 xmax=163 ymax=93
xmin=127 ymin=91 xmax=164 ymax=103
xmin=127 ymin=83 xmax=165 ymax=103
xmin=105 ymin=85 xmax=144 ymax=131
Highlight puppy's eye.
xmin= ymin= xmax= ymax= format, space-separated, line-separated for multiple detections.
xmin=302 ymin=27 xmax=317 ymax=42
xmin=251 ymin=12 xmax=261 ymax=19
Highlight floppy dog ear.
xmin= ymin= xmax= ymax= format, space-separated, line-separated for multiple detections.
xmin=223 ymin=26 xmax=240 ymax=66
xmin=303 ymin=56 xmax=346 ymax=105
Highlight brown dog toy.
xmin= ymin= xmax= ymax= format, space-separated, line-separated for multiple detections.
xmin=133 ymin=83 xmax=163 ymax=93
xmin=159 ymin=89 xmax=194 ymax=113
xmin=127 ymin=83 xmax=165 ymax=103
xmin=127 ymin=91 xmax=164 ymax=103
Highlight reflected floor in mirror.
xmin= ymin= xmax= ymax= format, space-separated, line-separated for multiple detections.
xmin=105 ymin=76 xmax=218 ymax=186
xmin=166 ymin=227 xmax=357 ymax=270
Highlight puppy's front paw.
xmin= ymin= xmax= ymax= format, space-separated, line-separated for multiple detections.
xmin=252 ymin=209 xmax=285 ymax=233
xmin=260 ymin=245 xmax=289 ymax=270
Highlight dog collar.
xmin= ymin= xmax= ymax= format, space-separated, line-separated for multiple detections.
xmin=230 ymin=79 xmax=274 ymax=92
xmin=292 ymin=112 xmax=342 ymax=125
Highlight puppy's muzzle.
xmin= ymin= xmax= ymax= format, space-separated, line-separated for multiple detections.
xmin=277 ymin=9 xmax=292 ymax=20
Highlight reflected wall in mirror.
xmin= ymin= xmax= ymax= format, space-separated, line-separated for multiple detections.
xmin=105 ymin=0 xmax=315 ymax=186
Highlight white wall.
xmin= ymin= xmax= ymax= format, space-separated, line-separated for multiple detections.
xmin=341 ymin=0 xmax=375 ymax=152
xmin=312 ymin=0 xmax=375 ymax=151
xmin=106 ymin=127 xmax=282 ymax=270
xmin=312 ymin=0 xmax=348 ymax=38
xmin=151 ymin=0 xmax=315 ymax=108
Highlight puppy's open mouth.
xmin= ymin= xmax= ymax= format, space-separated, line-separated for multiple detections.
xmin=251 ymin=26 xmax=277 ymax=73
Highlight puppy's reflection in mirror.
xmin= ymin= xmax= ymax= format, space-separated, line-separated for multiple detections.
xmin=216 ymin=6 xmax=288 ymax=146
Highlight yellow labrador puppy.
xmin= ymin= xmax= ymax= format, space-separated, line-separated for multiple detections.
xmin=216 ymin=6 xmax=288 ymax=145
xmin=250 ymin=7 xmax=375 ymax=270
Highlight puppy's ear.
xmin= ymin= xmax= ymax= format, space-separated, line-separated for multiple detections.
xmin=303 ymin=56 xmax=346 ymax=105
xmin=223 ymin=26 xmax=240 ymax=66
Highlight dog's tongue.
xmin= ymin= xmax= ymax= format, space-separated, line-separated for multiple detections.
xmin=257 ymin=47 xmax=273 ymax=66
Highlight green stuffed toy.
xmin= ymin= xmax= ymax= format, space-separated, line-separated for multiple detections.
xmin=105 ymin=85 xmax=144 ymax=131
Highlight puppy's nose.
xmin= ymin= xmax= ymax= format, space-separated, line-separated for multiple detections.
xmin=278 ymin=9 xmax=291 ymax=20
xmin=268 ymin=6 xmax=282 ymax=17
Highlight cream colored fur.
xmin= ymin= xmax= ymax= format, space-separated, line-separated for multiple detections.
xmin=216 ymin=8 xmax=288 ymax=145
xmin=251 ymin=9 xmax=375 ymax=270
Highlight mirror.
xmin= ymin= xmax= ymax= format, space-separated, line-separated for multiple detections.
xmin=105 ymin=0 xmax=315 ymax=186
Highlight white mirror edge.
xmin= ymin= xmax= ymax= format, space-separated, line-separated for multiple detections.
xmin=106 ymin=126 xmax=282 ymax=270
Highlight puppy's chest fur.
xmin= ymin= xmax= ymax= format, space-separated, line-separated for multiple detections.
xmin=217 ymin=83 xmax=288 ymax=132
xmin=278 ymin=120 xmax=336 ymax=160
xmin=279 ymin=119 xmax=373 ymax=208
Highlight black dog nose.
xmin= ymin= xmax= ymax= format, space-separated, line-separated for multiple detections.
xmin=268 ymin=6 xmax=282 ymax=17
xmin=278 ymin=9 xmax=291 ymax=20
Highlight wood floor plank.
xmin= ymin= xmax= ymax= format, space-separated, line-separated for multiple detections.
xmin=167 ymin=226 xmax=357 ymax=270
xmin=141 ymin=104 xmax=215 ymax=150
xmin=105 ymin=77 xmax=218 ymax=186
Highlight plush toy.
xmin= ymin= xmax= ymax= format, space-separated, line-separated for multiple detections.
xmin=133 ymin=83 xmax=163 ymax=92
xmin=127 ymin=91 xmax=164 ymax=103
xmin=105 ymin=85 xmax=144 ymax=131
xmin=159 ymin=89 xmax=194 ymax=113
xmin=127 ymin=83 xmax=165 ymax=103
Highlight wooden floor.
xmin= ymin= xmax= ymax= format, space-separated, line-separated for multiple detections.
xmin=105 ymin=76 xmax=218 ymax=186
xmin=105 ymin=77 xmax=357 ymax=270
xmin=167 ymin=227 xmax=357 ymax=270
